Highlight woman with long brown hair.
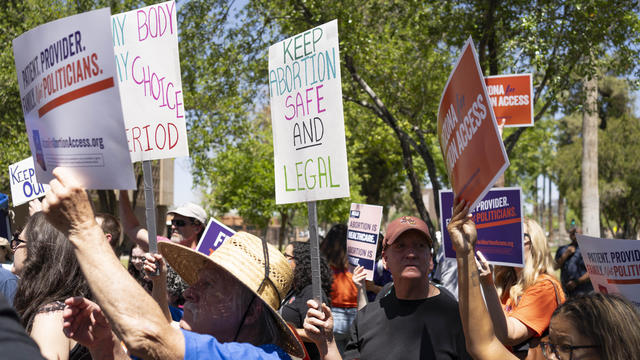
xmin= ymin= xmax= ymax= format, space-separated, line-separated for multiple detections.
xmin=13 ymin=212 xmax=91 ymax=360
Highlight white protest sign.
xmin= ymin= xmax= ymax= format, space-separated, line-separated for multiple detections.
xmin=112 ymin=1 xmax=189 ymax=162
xmin=577 ymin=234 xmax=640 ymax=308
xmin=347 ymin=203 xmax=383 ymax=280
xmin=9 ymin=157 xmax=51 ymax=206
xmin=12 ymin=8 xmax=135 ymax=189
xmin=268 ymin=20 xmax=350 ymax=204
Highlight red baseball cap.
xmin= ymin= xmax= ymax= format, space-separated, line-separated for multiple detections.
xmin=383 ymin=216 xmax=432 ymax=250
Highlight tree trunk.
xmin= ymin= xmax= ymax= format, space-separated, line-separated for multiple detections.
xmin=557 ymin=193 xmax=567 ymax=236
xmin=533 ymin=178 xmax=538 ymax=220
xmin=541 ymin=174 xmax=546 ymax=226
xmin=278 ymin=210 xmax=288 ymax=250
xmin=547 ymin=175 xmax=553 ymax=236
xmin=581 ymin=75 xmax=600 ymax=237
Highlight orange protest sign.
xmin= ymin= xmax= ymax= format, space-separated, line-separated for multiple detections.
xmin=485 ymin=74 xmax=533 ymax=127
xmin=437 ymin=37 xmax=509 ymax=209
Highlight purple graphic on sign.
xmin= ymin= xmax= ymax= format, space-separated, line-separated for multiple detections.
xmin=440 ymin=187 xmax=524 ymax=267
xmin=196 ymin=218 xmax=236 ymax=256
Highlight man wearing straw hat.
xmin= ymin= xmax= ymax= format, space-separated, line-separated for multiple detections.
xmin=41 ymin=168 xmax=305 ymax=359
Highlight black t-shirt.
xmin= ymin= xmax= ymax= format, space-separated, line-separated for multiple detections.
xmin=345 ymin=286 xmax=471 ymax=360
xmin=280 ymin=285 xmax=329 ymax=360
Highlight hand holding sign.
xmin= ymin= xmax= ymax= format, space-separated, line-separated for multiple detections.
xmin=41 ymin=167 xmax=96 ymax=239
xmin=446 ymin=199 xmax=476 ymax=257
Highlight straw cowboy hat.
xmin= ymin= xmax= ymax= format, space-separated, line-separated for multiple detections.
xmin=159 ymin=231 xmax=305 ymax=357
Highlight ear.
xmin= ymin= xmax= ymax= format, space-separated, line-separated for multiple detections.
xmin=428 ymin=254 xmax=434 ymax=272
xmin=382 ymin=252 xmax=389 ymax=271
xmin=242 ymin=298 xmax=267 ymax=332
xmin=105 ymin=233 xmax=113 ymax=244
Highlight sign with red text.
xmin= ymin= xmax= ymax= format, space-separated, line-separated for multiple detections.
xmin=112 ymin=1 xmax=189 ymax=162
xmin=437 ymin=37 xmax=509 ymax=210
xmin=13 ymin=8 xmax=135 ymax=189
xmin=577 ymin=234 xmax=640 ymax=309
xmin=347 ymin=203 xmax=383 ymax=280
xmin=440 ymin=188 xmax=524 ymax=267
xmin=485 ymin=74 xmax=533 ymax=127
xmin=268 ymin=20 xmax=350 ymax=204
xmin=9 ymin=157 xmax=51 ymax=206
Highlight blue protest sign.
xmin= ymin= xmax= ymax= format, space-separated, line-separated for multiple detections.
xmin=440 ymin=187 xmax=524 ymax=267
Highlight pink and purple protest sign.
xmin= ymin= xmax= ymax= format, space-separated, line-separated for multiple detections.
xmin=112 ymin=1 xmax=189 ymax=162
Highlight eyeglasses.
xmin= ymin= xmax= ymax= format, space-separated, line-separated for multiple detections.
xmin=171 ymin=219 xmax=194 ymax=227
xmin=524 ymin=233 xmax=532 ymax=247
xmin=10 ymin=234 xmax=26 ymax=250
xmin=540 ymin=341 xmax=600 ymax=360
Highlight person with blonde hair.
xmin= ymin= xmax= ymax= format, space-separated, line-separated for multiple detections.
xmin=475 ymin=217 xmax=564 ymax=358
xmin=446 ymin=199 xmax=640 ymax=360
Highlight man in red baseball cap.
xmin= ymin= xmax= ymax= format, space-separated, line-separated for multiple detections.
xmin=305 ymin=215 xmax=471 ymax=360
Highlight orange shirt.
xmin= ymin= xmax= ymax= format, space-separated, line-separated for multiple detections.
xmin=330 ymin=266 xmax=358 ymax=308
xmin=501 ymin=274 xmax=566 ymax=337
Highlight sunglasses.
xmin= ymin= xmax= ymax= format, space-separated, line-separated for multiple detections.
xmin=540 ymin=341 xmax=600 ymax=360
xmin=10 ymin=234 xmax=26 ymax=250
xmin=171 ymin=219 xmax=195 ymax=227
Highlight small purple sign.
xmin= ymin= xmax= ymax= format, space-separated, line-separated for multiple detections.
xmin=196 ymin=218 xmax=236 ymax=256
xmin=439 ymin=187 xmax=524 ymax=267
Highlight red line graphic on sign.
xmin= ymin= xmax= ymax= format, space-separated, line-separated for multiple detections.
xmin=38 ymin=77 xmax=115 ymax=118
xmin=607 ymin=278 xmax=640 ymax=285
xmin=475 ymin=217 xmax=521 ymax=230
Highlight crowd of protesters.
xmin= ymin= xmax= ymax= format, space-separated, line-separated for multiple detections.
xmin=0 ymin=167 xmax=637 ymax=360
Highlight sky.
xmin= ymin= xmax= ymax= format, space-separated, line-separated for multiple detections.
xmin=173 ymin=157 xmax=201 ymax=206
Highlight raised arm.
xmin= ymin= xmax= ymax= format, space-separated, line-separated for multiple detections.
xmin=118 ymin=190 xmax=149 ymax=252
xmin=476 ymin=251 xmax=531 ymax=346
xmin=447 ymin=200 xmax=516 ymax=360
xmin=475 ymin=251 xmax=508 ymax=342
xmin=352 ymin=265 xmax=368 ymax=310
xmin=144 ymin=253 xmax=172 ymax=323
xmin=42 ymin=168 xmax=183 ymax=360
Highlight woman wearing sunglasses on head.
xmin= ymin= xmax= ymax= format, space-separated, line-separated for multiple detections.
xmin=448 ymin=200 xmax=640 ymax=360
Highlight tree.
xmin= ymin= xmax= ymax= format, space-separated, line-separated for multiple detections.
xmin=554 ymin=75 xmax=640 ymax=239
xmin=581 ymin=74 xmax=600 ymax=236
xmin=182 ymin=0 xmax=640 ymax=235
